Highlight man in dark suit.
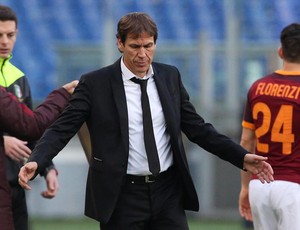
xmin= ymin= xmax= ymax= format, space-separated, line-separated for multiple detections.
xmin=18 ymin=12 xmax=273 ymax=230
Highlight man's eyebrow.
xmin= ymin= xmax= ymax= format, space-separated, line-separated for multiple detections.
xmin=129 ymin=42 xmax=153 ymax=46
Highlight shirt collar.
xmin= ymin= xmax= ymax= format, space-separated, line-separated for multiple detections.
xmin=121 ymin=57 xmax=154 ymax=81
xmin=275 ymin=69 xmax=300 ymax=75
xmin=0 ymin=54 xmax=12 ymax=64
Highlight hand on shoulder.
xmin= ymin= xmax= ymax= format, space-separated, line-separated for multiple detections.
xmin=62 ymin=80 xmax=79 ymax=94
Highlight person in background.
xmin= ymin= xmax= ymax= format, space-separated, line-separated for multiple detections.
xmin=0 ymin=5 xmax=59 ymax=230
xmin=0 ymin=79 xmax=78 ymax=230
xmin=19 ymin=12 xmax=273 ymax=230
xmin=239 ymin=23 xmax=300 ymax=230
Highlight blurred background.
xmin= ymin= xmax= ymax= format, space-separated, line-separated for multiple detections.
xmin=2 ymin=0 xmax=300 ymax=228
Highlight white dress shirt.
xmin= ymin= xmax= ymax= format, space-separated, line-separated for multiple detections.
xmin=121 ymin=58 xmax=173 ymax=175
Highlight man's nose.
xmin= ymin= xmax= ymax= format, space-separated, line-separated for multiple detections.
xmin=0 ymin=35 xmax=9 ymax=44
xmin=137 ymin=47 xmax=147 ymax=56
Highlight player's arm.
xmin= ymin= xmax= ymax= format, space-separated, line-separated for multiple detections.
xmin=239 ymin=127 xmax=256 ymax=221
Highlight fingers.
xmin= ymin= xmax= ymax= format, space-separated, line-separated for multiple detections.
xmin=41 ymin=181 xmax=59 ymax=199
xmin=18 ymin=175 xmax=31 ymax=190
xmin=14 ymin=145 xmax=31 ymax=163
xmin=41 ymin=189 xmax=56 ymax=199
xmin=4 ymin=136 xmax=31 ymax=162
xmin=239 ymin=197 xmax=253 ymax=221
xmin=62 ymin=80 xmax=79 ymax=94
xmin=253 ymin=155 xmax=268 ymax=161
xmin=239 ymin=189 xmax=252 ymax=221
xmin=18 ymin=143 xmax=31 ymax=157
xmin=240 ymin=206 xmax=253 ymax=221
xmin=254 ymin=169 xmax=274 ymax=184
xmin=18 ymin=162 xmax=38 ymax=190
xmin=42 ymin=170 xmax=59 ymax=199
xmin=256 ymin=163 xmax=274 ymax=183
xmin=244 ymin=154 xmax=274 ymax=183
xmin=265 ymin=162 xmax=274 ymax=175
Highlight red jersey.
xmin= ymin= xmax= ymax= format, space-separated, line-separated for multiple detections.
xmin=242 ymin=70 xmax=300 ymax=183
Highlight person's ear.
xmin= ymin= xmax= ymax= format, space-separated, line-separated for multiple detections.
xmin=117 ymin=38 xmax=124 ymax=53
xmin=278 ymin=47 xmax=283 ymax=59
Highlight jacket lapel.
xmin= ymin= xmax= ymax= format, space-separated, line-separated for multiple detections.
xmin=110 ymin=59 xmax=129 ymax=154
xmin=153 ymin=67 xmax=178 ymax=137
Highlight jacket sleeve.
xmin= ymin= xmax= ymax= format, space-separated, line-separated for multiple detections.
xmin=176 ymin=69 xmax=247 ymax=169
xmin=19 ymin=76 xmax=56 ymax=176
xmin=0 ymin=86 xmax=71 ymax=141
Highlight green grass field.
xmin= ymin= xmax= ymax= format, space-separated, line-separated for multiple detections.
xmin=29 ymin=218 xmax=250 ymax=230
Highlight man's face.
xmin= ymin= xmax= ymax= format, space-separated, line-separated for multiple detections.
xmin=117 ymin=33 xmax=156 ymax=78
xmin=0 ymin=20 xmax=17 ymax=59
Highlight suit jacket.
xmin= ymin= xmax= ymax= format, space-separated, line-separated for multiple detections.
xmin=0 ymin=86 xmax=70 ymax=230
xmin=29 ymin=58 xmax=248 ymax=223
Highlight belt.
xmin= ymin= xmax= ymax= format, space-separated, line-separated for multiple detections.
xmin=126 ymin=166 xmax=174 ymax=184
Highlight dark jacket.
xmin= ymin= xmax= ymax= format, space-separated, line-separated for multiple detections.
xmin=0 ymin=86 xmax=70 ymax=230
xmin=0 ymin=55 xmax=55 ymax=184
xmin=29 ymin=59 xmax=248 ymax=223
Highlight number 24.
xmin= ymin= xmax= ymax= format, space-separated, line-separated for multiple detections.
xmin=253 ymin=102 xmax=294 ymax=155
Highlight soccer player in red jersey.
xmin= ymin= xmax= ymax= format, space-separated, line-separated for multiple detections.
xmin=239 ymin=23 xmax=300 ymax=230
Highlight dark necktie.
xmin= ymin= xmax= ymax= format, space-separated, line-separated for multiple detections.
xmin=131 ymin=77 xmax=161 ymax=175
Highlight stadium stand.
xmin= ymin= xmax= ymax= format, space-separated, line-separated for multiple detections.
xmin=4 ymin=0 xmax=300 ymax=100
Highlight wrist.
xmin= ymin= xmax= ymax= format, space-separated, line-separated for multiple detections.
xmin=41 ymin=165 xmax=58 ymax=177
xmin=47 ymin=168 xmax=59 ymax=176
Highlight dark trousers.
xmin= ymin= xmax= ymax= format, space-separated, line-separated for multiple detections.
xmin=0 ymin=149 xmax=14 ymax=230
xmin=100 ymin=167 xmax=189 ymax=230
xmin=11 ymin=185 xmax=28 ymax=230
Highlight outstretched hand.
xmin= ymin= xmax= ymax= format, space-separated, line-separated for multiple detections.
xmin=18 ymin=162 xmax=38 ymax=190
xmin=243 ymin=154 xmax=274 ymax=183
